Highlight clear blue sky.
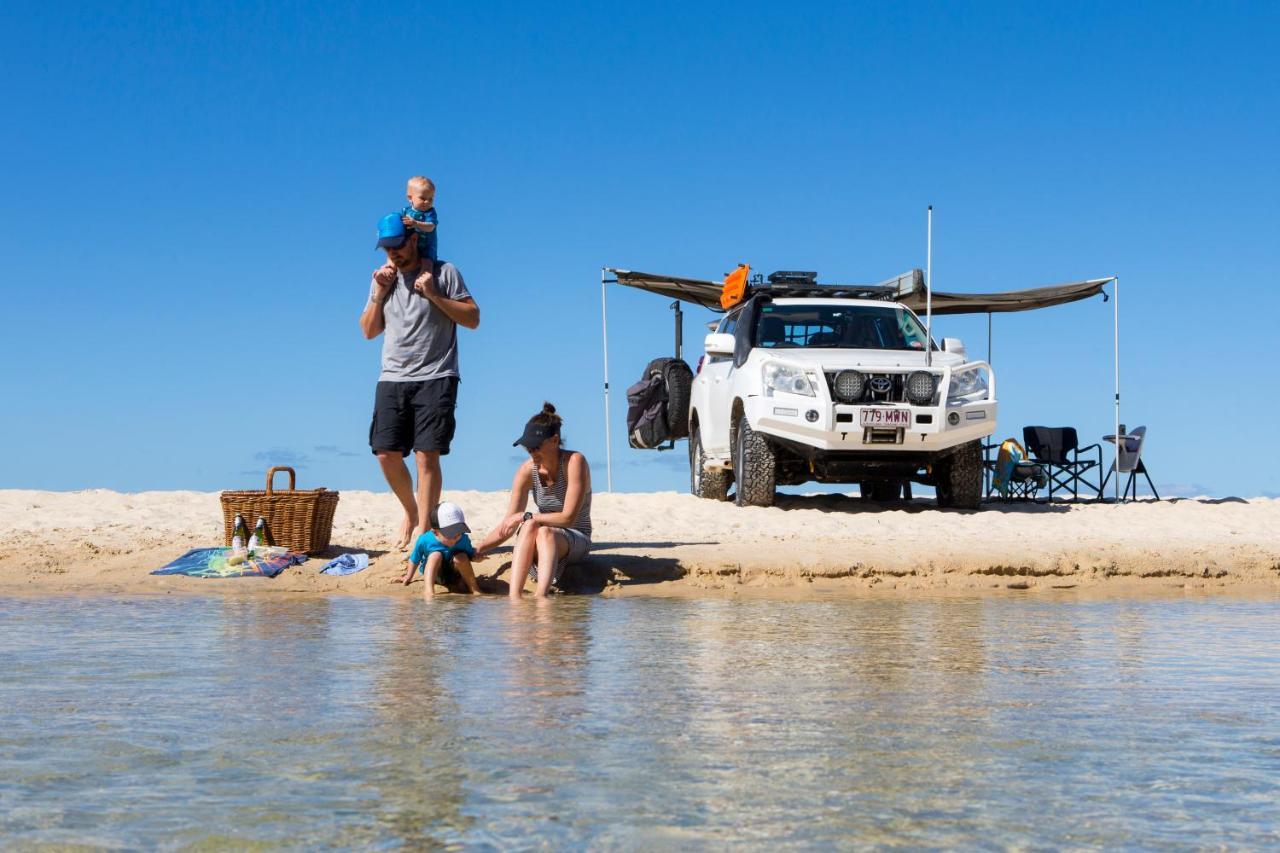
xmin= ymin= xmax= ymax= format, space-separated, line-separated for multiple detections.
xmin=2 ymin=2 xmax=1277 ymax=497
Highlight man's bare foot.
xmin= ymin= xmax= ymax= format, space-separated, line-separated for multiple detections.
xmin=403 ymin=526 xmax=424 ymax=553
xmin=394 ymin=515 xmax=415 ymax=551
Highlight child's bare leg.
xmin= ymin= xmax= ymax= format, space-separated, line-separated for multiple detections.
xmin=452 ymin=554 xmax=481 ymax=595
xmin=508 ymin=522 xmax=538 ymax=599
xmin=422 ymin=552 xmax=444 ymax=599
xmin=533 ymin=527 xmax=567 ymax=599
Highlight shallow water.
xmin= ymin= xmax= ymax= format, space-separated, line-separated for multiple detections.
xmin=2 ymin=595 xmax=1278 ymax=848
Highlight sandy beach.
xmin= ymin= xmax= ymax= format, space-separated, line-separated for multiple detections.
xmin=1 ymin=489 xmax=1276 ymax=598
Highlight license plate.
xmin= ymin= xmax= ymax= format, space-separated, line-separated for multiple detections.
xmin=860 ymin=407 xmax=910 ymax=427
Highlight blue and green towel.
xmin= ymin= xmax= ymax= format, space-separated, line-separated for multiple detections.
xmin=152 ymin=547 xmax=308 ymax=579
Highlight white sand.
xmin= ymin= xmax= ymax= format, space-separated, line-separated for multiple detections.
xmin=1 ymin=489 xmax=1277 ymax=598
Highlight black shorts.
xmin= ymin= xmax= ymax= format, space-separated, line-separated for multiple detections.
xmin=369 ymin=377 xmax=459 ymax=457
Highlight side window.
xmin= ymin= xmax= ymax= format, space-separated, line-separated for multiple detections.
xmin=717 ymin=311 xmax=739 ymax=336
xmin=708 ymin=310 xmax=740 ymax=364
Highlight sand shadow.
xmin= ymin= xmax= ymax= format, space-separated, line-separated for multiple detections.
xmin=772 ymin=492 xmax=1075 ymax=515
xmin=561 ymin=553 xmax=686 ymax=594
xmin=319 ymin=544 xmax=390 ymax=560
xmin=474 ymin=548 xmax=687 ymax=596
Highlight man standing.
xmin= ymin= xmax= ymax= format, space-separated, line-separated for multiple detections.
xmin=361 ymin=213 xmax=480 ymax=550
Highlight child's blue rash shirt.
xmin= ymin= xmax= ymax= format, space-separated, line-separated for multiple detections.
xmin=401 ymin=205 xmax=438 ymax=261
xmin=410 ymin=530 xmax=474 ymax=569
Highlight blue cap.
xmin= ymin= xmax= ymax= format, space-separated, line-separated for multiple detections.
xmin=376 ymin=213 xmax=408 ymax=249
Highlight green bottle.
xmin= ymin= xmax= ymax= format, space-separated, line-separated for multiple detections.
xmin=248 ymin=517 xmax=267 ymax=552
xmin=231 ymin=514 xmax=249 ymax=554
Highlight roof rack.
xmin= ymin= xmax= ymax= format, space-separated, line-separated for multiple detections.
xmin=754 ymin=282 xmax=900 ymax=301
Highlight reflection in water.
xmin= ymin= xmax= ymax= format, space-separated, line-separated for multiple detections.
xmin=1 ymin=596 xmax=1278 ymax=847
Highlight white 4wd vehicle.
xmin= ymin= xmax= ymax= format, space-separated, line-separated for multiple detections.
xmin=688 ymin=291 xmax=996 ymax=508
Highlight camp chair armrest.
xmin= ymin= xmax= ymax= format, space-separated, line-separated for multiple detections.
xmin=1077 ymin=442 xmax=1102 ymax=454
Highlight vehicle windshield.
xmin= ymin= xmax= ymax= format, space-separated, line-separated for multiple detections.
xmin=754 ymin=303 xmax=929 ymax=350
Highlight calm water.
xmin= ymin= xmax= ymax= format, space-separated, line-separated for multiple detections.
xmin=2 ymin=595 xmax=1278 ymax=849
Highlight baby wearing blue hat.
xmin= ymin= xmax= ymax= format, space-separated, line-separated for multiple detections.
xmin=400 ymin=501 xmax=481 ymax=598
xmin=399 ymin=175 xmax=439 ymax=292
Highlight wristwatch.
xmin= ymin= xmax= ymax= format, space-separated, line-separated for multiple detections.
xmin=522 ymin=511 xmax=533 ymax=522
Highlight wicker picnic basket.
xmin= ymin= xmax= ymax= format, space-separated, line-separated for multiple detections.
xmin=220 ymin=467 xmax=339 ymax=555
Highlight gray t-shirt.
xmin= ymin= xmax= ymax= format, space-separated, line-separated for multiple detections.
xmin=369 ymin=260 xmax=473 ymax=382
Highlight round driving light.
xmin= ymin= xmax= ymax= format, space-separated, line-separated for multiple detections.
xmin=948 ymin=411 xmax=961 ymax=426
xmin=833 ymin=370 xmax=865 ymax=403
xmin=906 ymin=371 xmax=937 ymax=406
xmin=805 ymin=409 xmax=819 ymax=423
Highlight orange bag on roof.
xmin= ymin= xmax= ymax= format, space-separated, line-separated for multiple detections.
xmin=720 ymin=264 xmax=750 ymax=310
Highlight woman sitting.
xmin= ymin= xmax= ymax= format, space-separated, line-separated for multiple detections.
xmin=473 ymin=403 xmax=593 ymax=598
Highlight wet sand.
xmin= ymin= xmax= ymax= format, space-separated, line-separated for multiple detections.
xmin=1 ymin=489 xmax=1277 ymax=599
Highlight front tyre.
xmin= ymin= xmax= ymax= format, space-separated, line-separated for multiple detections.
xmin=733 ymin=416 xmax=777 ymax=507
xmin=689 ymin=423 xmax=731 ymax=501
xmin=935 ymin=440 xmax=983 ymax=509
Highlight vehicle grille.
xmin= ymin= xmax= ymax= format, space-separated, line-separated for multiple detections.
xmin=825 ymin=371 xmax=909 ymax=404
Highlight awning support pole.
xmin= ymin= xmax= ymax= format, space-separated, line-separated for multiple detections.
xmin=987 ymin=312 xmax=992 ymax=364
xmin=601 ymin=268 xmax=613 ymax=493
xmin=926 ymin=205 xmax=933 ymax=367
xmin=671 ymin=300 xmax=683 ymax=360
xmin=1113 ymin=275 xmax=1120 ymax=503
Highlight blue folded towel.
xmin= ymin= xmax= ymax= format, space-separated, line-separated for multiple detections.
xmin=319 ymin=553 xmax=369 ymax=576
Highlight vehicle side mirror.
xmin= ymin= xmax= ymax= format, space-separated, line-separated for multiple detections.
xmin=942 ymin=337 xmax=966 ymax=358
xmin=704 ymin=332 xmax=735 ymax=356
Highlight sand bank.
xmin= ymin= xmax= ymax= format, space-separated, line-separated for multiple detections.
xmin=0 ymin=489 xmax=1277 ymax=599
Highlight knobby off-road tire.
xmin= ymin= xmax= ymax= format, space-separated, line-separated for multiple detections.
xmin=642 ymin=357 xmax=694 ymax=441
xmin=935 ymin=440 xmax=983 ymax=509
xmin=733 ymin=416 xmax=777 ymax=507
xmin=689 ymin=423 xmax=732 ymax=501
xmin=664 ymin=361 xmax=694 ymax=440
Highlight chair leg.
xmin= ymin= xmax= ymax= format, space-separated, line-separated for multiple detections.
xmin=1142 ymin=469 xmax=1160 ymax=501
xmin=1124 ymin=471 xmax=1138 ymax=502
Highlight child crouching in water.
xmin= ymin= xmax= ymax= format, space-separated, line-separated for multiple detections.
xmin=401 ymin=502 xmax=481 ymax=598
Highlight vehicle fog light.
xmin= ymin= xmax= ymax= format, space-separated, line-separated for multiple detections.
xmin=833 ymin=370 xmax=865 ymax=403
xmin=805 ymin=409 xmax=819 ymax=423
xmin=947 ymin=411 xmax=961 ymax=426
xmin=906 ymin=371 xmax=936 ymax=405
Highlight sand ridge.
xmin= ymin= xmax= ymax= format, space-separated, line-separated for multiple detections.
xmin=0 ymin=489 xmax=1277 ymax=599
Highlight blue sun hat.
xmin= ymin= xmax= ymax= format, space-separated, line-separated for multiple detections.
xmin=375 ymin=213 xmax=408 ymax=249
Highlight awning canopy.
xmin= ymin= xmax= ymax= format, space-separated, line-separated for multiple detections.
xmin=606 ymin=267 xmax=1114 ymax=315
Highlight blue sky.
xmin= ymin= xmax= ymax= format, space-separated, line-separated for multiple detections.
xmin=2 ymin=2 xmax=1277 ymax=497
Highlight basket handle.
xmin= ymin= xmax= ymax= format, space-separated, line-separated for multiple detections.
xmin=265 ymin=466 xmax=297 ymax=495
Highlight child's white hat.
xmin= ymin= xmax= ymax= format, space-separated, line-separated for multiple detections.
xmin=434 ymin=502 xmax=470 ymax=538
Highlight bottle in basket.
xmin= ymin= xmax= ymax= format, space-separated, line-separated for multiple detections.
xmin=231 ymin=513 xmax=249 ymax=555
xmin=248 ymin=516 xmax=267 ymax=552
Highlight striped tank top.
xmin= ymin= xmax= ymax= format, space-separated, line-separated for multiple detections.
xmin=531 ymin=450 xmax=592 ymax=538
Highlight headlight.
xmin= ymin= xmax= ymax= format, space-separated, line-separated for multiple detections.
xmin=947 ymin=366 xmax=989 ymax=402
xmin=833 ymin=370 xmax=865 ymax=403
xmin=906 ymin=371 xmax=937 ymax=406
xmin=763 ymin=362 xmax=816 ymax=397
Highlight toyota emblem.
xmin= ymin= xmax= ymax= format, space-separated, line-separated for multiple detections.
xmin=869 ymin=377 xmax=892 ymax=393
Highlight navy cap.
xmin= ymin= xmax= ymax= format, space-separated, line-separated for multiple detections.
xmin=513 ymin=420 xmax=558 ymax=450
xmin=376 ymin=213 xmax=409 ymax=249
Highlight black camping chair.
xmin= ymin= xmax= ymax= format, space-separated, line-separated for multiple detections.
xmin=1022 ymin=426 xmax=1102 ymax=501
xmin=983 ymin=442 xmax=1049 ymax=502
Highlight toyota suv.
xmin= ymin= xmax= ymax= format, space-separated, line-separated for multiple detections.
xmin=687 ymin=288 xmax=996 ymax=508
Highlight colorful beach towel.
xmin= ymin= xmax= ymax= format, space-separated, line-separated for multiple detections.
xmin=151 ymin=547 xmax=308 ymax=579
